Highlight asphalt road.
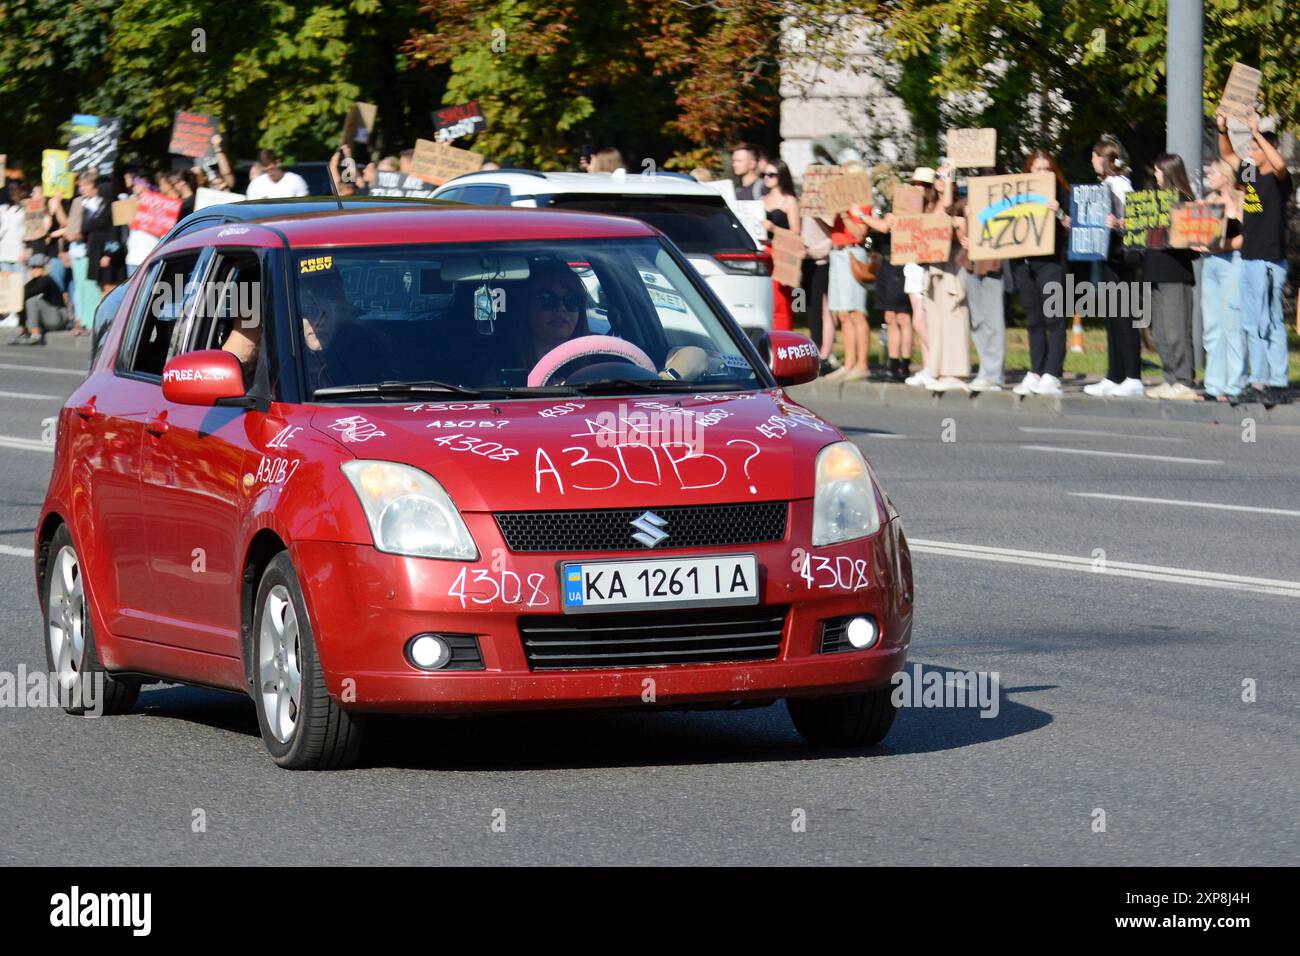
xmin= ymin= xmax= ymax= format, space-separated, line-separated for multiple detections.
xmin=1 ymin=341 xmax=1297 ymax=865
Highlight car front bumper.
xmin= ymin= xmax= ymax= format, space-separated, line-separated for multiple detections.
xmin=292 ymin=509 xmax=913 ymax=714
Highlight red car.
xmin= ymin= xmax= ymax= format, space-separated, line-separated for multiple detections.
xmin=35 ymin=206 xmax=913 ymax=769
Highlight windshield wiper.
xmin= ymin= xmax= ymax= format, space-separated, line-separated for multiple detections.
xmin=313 ymin=380 xmax=483 ymax=400
xmin=567 ymin=378 xmax=750 ymax=395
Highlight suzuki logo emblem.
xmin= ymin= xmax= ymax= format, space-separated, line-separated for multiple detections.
xmin=630 ymin=511 xmax=669 ymax=548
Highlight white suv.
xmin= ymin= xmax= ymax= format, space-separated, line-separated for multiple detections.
xmin=431 ymin=170 xmax=775 ymax=335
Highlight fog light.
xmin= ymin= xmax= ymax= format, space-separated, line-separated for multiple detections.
xmin=846 ymin=616 xmax=878 ymax=649
xmin=407 ymin=634 xmax=450 ymax=670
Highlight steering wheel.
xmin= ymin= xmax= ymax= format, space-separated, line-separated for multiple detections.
xmin=527 ymin=335 xmax=658 ymax=387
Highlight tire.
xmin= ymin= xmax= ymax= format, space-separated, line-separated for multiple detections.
xmin=787 ymin=687 xmax=896 ymax=748
xmin=252 ymin=552 xmax=364 ymax=769
xmin=42 ymin=525 xmax=140 ymax=716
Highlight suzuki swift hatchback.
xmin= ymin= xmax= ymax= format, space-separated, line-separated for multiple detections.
xmin=35 ymin=206 xmax=913 ymax=769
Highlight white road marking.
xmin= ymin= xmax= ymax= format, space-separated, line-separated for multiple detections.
xmin=1018 ymin=426 xmax=1188 ymax=443
xmin=1020 ymin=444 xmax=1222 ymax=465
xmin=0 ymin=390 xmax=60 ymax=400
xmin=1 ymin=544 xmax=35 ymax=558
xmin=1070 ymin=492 xmax=1300 ymax=518
xmin=909 ymin=538 xmax=1300 ymax=598
xmin=0 ymin=435 xmax=54 ymax=454
xmin=0 ymin=361 xmax=84 ymax=377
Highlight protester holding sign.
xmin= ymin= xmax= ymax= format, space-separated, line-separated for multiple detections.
xmin=1142 ymin=155 xmax=1198 ymax=400
xmin=1082 ymin=135 xmax=1143 ymax=398
xmin=85 ymin=178 xmax=127 ymax=294
xmin=915 ymin=162 xmax=970 ymax=390
xmin=952 ymin=167 xmax=1006 ymax=391
xmin=1217 ymin=108 xmax=1294 ymax=404
xmin=761 ymin=160 xmax=799 ymax=331
xmin=1196 ymin=159 xmax=1248 ymax=403
xmin=898 ymin=169 xmax=939 ymax=386
xmin=823 ymin=161 xmax=871 ymax=383
xmin=864 ymin=178 xmax=913 ymax=382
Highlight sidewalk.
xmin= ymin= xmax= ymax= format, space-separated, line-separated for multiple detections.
xmin=3 ymin=327 xmax=92 ymax=354
xmin=791 ymin=372 xmax=1300 ymax=426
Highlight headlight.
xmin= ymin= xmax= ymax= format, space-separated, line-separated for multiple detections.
xmin=812 ymin=441 xmax=882 ymax=546
xmin=341 ymin=461 xmax=477 ymax=560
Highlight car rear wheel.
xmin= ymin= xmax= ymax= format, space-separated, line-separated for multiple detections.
xmin=787 ymin=687 xmax=896 ymax=748
xmin=252 ymin=552 xmax=364 ymax=769
xmin=43 ymin=526 xmax=140 ymax=715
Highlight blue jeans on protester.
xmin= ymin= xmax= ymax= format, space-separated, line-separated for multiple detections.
xmin=1201 ymin=252 xmax=1248 ymax=397
xmin=1238 ymin=258 xmax=1289 ymax=388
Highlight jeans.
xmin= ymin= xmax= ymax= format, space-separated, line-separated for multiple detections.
xmin=1011 ymin=258 xmax=1065 ymax=378
xmin=1 ymin=261 xmax=21 ymax=321
xmin=1238 ymin=258 xmax=1289 ymax=388
xmin=962 ymin=270 xmax=1005 ymax=383
xmin=1201 ymin=253 xmax=1248 ymax=397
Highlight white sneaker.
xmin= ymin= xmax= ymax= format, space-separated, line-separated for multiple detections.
xmin=1083 ymin=378 xmax=1117 ymax=397
xmin=1165 ymin=382 xmax=1199 ymax=401
xmin=1145 ymin=382 xmax=1175 ymax=399
xmin=1031 ymin=373 xmax=1063 ymax=396
xmin=1110 ymin=377 xmax=1147 ymax=398
xmin=904 ymin=369 xmax=936 ymax=387
xmin=969 ymin=378 xmax=1003 ymax=392
xmin=1013 ymin=373 xmax=1041 ymax=395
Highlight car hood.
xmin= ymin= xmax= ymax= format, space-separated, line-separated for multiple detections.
xmin=309 ymin=389 xmax=840 ymax=511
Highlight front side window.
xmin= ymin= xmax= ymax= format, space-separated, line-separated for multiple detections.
xmin=291 ymin=238 xmax=764 ymax=401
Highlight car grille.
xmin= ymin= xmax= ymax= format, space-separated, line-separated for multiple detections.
xmin=519 ymin=605 xmax=788 ymax=670
xmin=494 ymin=501 xmax=788 ymax=553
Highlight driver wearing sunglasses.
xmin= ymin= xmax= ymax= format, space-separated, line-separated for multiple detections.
xmin=518 ymin=260 xmax=591 ymax=367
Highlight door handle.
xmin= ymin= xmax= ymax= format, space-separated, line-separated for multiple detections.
xmin=144 ymin=414 xmax=169 ymax=437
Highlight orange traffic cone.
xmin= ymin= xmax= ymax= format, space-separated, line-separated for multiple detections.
xmin=1070 ymin=316 xmax=1084 ymax=353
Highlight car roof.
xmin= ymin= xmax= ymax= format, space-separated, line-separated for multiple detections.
xmin=171 ymin=205 xmax=661 ymax=249
xmin=440 ymin=170 xmax=726 ymax=198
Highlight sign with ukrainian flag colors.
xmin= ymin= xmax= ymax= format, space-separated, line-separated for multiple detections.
xmin=966 ymin=172 xmax=1057 ymax=261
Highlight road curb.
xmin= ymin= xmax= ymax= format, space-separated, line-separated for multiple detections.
xmin=789 ymin=377 xmax=1300 ymax=426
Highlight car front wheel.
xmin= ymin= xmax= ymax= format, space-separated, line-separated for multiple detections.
xmin=252 ymin=552 xmax=364 ymax=769
xmin=787 ymin=687 xmax=897 ymax=748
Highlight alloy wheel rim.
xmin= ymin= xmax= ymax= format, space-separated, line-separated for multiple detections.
xmin=258 ymin=585 xmax=303 ymax=743
xmin=48 ymin=545 xmax=85 ymax=690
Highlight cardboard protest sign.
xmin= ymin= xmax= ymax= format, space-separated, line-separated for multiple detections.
xmin=168 ymin=111 xmax=220 ymax=159
xmin=732 ymin=200 xmax=769 ymax=244
xmin=111 ymin=197 xmax=140 ymax=227
xmin=42 ymin=150 xmax=74 ymax=200
xmin=1218 ymin=62 xmax=1262 ymax=122
xmin=433 ymin=100 xmax=487 ymax=143
xmin=1121 ymin=189 xmax=1177 ymax=250
xmin=1068 ymin=183 xmax=1110 ymax=261
xmin=890 ymin=213 xmax=953 ymax=265
xmin=129 ymin=192 xmax=183 ymax=237
xmin=342 ymin=102 xmax=378 ymax=145
xmin=821 ymin=170 xmax=872 ymax=216
xmin=891 ymin=183 xmax=925 ymax=215
xmin=24 ymin=199 xmax=48 ymax=241
xmin=68 ymin=115 xmax=120 ymax=175
xmin=702 ymin=179 xmax=736 ymax=202
xmin=799 ymin=165 xmax=839 ymax=220
xmin=0 ymin=272 xmax=24 ymax=314
xmin=770 ymin=226 xmax=805 ymax=288
xmin=369 ymin=170 xmax=438 ymax=199
xmin=946 ymin=128 xmax=997 ymax=168
xmin=965 ymin=172 xmax=1056 ymax=261
xmin=1169 ymin=202 xmax=1227 ymax=249
xmin=409 ymin=138 xmax=484 ymax=186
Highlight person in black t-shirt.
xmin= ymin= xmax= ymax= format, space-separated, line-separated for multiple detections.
xmin=1217 ymin=109 xmax=1293 ymax=402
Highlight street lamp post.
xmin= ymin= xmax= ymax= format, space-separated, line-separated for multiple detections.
xmin=1167 ymin=0 xmax=1205 ymax=368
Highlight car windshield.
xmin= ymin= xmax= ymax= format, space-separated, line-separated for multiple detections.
xmin=293 ymin=238 xmax=765 ymax=400
xmin=544 ymin=195 xmax=755 ymax=254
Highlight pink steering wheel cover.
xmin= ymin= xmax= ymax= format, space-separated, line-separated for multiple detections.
xmin=527 ymin=335 xmax=657 ymax=387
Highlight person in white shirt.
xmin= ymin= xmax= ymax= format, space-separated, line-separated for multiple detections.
xmin=244 ymin=149 xmax=309 ymax=200
xmin=0 ymin=192 xmax=27 ymax=326
xmin=124 ymin=173 xmax=160 ymax=277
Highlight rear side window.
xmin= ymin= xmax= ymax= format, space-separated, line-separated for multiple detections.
xmin=546 ymin=194 xmax=755 ymax=254
xmin=126 ymin=253 xmax=202 ymax=377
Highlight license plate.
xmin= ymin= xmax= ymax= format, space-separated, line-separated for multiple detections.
xmin=561 ymin=554 xmax=759 ymax=613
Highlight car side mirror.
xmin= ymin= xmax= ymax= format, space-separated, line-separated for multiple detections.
xmin=161 ymin=350 xmax=247 ymax=407
xmin=761 ymin=331 xmax=820 ymax=387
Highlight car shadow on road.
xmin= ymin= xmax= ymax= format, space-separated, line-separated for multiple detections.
xmin=131 ymin=663 xmax=1055 ymax=771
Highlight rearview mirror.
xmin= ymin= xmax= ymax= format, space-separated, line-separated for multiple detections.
xmin=161 ymin=350 xmax=247 ymax=406
xmin=761 ymin=331 xmax=820 ymax=387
